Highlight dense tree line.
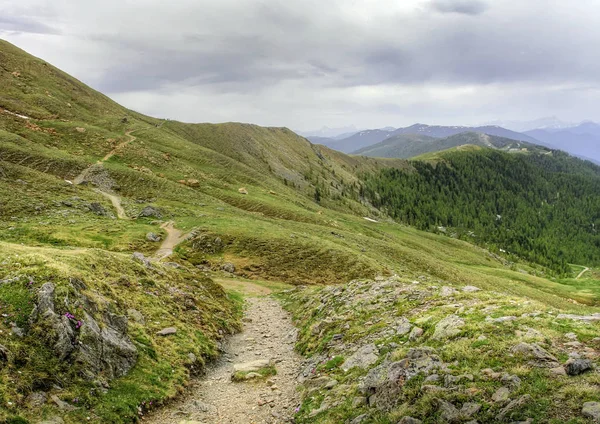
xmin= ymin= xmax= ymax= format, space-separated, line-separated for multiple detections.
xmin=361 ymin=150 xmax=600 ymax=275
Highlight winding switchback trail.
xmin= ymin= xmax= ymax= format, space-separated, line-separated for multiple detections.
xmin=576 ymin=266 xmax=590 ymax=279
xmin=153 ymin=221 xmax=186 ymax=260
xmin=144 ymin=284 xmax=301 ymax=424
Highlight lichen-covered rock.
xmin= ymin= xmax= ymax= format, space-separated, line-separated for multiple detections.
xmin=359 ymin=347 xmax=446 ymax=410
xmin=29 ymin=282 xmax=137 ymax=380
xmin=132 ymin=251 xmax=151 ymax=267
xmin=342 ymin=344 xmax=379 ymax=372
xmin=582 ymin=402 xmax=600 ymax=421
xmin=511 ymin=342 xmax=559 ymax=367
xmin=221 ymin=262 xmax=236 ymax=273
xmin=432 ymin=315 xmax=464 ymax=340
xmin=146 ymin=232 xmax=161 ymax=242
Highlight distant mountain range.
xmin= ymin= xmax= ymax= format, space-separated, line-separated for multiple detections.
xmin=306 ymin=121 xmax=600 ymax=163
xmin=353 ymin=132 xmax=546 ymax=159
xmin=308 ymin=124 xmax=539 ymax=154
xmin=524 ymin=122 xmax=600 ymax=164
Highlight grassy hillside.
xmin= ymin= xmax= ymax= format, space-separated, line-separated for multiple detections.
xmin=353 ymin=132 xmax=547 ymax=159
xmin=1 ymin=39 xmax=600 ymax=423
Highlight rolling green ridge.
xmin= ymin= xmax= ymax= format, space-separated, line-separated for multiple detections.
xmin=0 ymin=39 xmax=599 ymax=423
xmin=353 ymin=132 xmax=547 ymax=159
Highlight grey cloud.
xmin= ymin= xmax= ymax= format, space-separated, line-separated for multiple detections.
xmin=2 ymin=0 xmax=600 ymax=130
xmin=430 ymin=0 xmax=489 ymax=15
xmin=0 ymin=15 xmax=60 ymax=34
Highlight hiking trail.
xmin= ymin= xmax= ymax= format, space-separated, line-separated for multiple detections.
xmin=144 ymin=283 xmax=302 ymax=424
xmin=153 ymin=221 xmax=186 ymax=260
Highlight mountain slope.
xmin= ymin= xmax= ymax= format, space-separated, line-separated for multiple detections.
xmin=353 ymin=132 xmax=543 ymax=158
xmin=1 ymin=40 xmax=600 ymax=424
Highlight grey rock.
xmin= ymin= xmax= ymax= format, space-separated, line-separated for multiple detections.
xmin=156 ymin=327 xmax=177 ymax=336
xmin=77 ymin=311 xmax=138 ymax=379
xmin=221 ymin=262 xmax=236 ymax=273
xmin=87 ymin=202 xmax=108 ymax=216
xmin=342 ymin=343 xmax=379 ymax=372
xmin=409 ymin=326 xmax=424 ymax=341
xmin=146 ymin=232 xmax=161 ymax=242
xmin=500 ymin=373 xmax=522 ymax=389
xmin=460 ymin=402 xmax=481 ymax=418
xmin=11 ymin=323 xmax=25 ymax=337
xmin=564 ymin=332 xmax=578 ymax=340
xmin=438 ymin=399 xmax=461 ymax=423
xmin=496 ymin=395 xmax=532 ymax=421
xmin=360 ymin=347 xmax=444 ymax=411
xmin=550 ymin=366 xmax=567 ymax=377
xmin=26 ymin=391 xmax=47 ymax=408
xmin=511 ymin=342 xmax=559 ymax=367
xmin=582 ymin=402 xmax=600 ymax=421
xmin=564 ymin=358 xmax=593 ymax=376
xmin=138 ymin=205 xmax=162 ymax=218
xmin=50 ymin=394 xmax=75 ymax=411
xmin=398 ymin=418 xmax=422 ymax=424
xmin=132 ymin=252 xmax=151 ymax=267
xmin=352 ymin=396 xmax=367 ymax=407
xmin=556 ymin=313 xmax=600 ymax=322
xmin=396 ymin=317 xmax=412 ymax=335
xmin=440 ymin=286 xmax=458 ymax=297
xmin=349 ymin=414 xmax=368 ymax=424
xmin=432 ymin=315 xmax=464 ymax=340
xmin=127 ymin=308 xmax=145 ymax=324
xmin=462 ymin=285 xmax=481 ymax=292
xmin=305 ymin=376 xmax=337 ymax=390
xmin=492 ymin=387 xmax=510 ymax=402
xmin=486 ymin=316 xmax=517 ymax=323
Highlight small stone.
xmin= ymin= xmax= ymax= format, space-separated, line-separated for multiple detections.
xmin=233 ymin=359 xmax=271 ymax=373
xmin=341 ymin=344 xmax=379 ymax=372
xmin=462 ymin=286 xmax=481 ymax=292
xmin=398 ymin=417 xmax=422 ymax=424
xmin=50 ymin=394 xmax=75 ymax=411
xmin=396 ymin=317 xmax=412 ymax=335
xmin=582 ymin=402 xmax=600 ymax=421
xmin=238 ymin=187 xmax=248 ymax=195
xmin=409 ymin=326 xmax=424 ymax=341
xmin=438 ymin=399 xmax=461 ymax=422
xmin=221 ymin=262 xmax=236 ymax=273
xmin=244 ymin=372 xmax=263 ymax=379
xmin=26 ymin=391 xmax=48 ymax=408
xmin=565 ymin=332 xmax=578 ymax=340
xmin=550 ymin=366 xmax=567 ymax=377
xmin=460 ymin=402 xmax=481 ymax=418
xmin=146 ymin=232 xmax=161 ymax=242
xmin=440 ymin=286 xmax=458 ymax=297
xmin=156 ymin=327 xmax=177 ymax=336
xmin=496 ymin=395 xmax=531 ymax=421
xmin=492 ymin=387 xmax=510 ymax=402
xmin=352 ymin=396 xmax=367 ymax=407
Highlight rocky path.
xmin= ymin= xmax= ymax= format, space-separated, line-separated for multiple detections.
xmin=153 ymin=221 xmax=186 ymax=260
xmin=144 ymin=293 xmax=302 ymax=424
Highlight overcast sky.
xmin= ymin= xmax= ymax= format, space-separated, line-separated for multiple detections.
xmin=1 ymin=0 xmax=599 ymax=132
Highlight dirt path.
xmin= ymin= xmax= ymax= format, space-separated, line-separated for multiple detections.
xmin=100 ymin=129 xmax=138 ymax=162
xmin=153 ymin=221 xmax=186 ymax=260
xmin=72 ymin=129 xmax=145 ymax=218
xmin=144 ymin=292 xmax=301 ymax=424
xmin=94 ymin=189 xmax=128 ymax=219
xmin=576 ymin=266 xmax=590 ymax=279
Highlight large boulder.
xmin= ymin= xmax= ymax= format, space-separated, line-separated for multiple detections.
xmin=29 ymin=282 xmax=137 ymax=381
xmin=138 ymin=205 xmax=163 ymax=218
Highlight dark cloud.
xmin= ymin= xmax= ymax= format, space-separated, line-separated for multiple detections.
xmin=429 ymin=0 xmax=489 ymax=15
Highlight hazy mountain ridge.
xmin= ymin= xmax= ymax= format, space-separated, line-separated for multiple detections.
xmin=352 ymin=132 xmax=546 ymax=158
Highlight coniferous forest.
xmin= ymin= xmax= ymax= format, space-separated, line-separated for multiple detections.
xmin=362 ymin=149 xmax=600 ymax=275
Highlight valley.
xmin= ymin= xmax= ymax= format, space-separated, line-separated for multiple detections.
xmin=0 ymin=39 xmax=600 ymax=424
